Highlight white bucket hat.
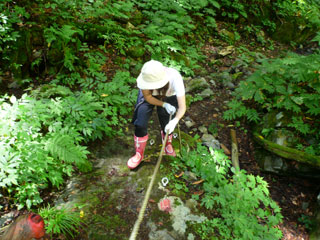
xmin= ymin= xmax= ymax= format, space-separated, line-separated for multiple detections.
xmin=137 ymin=60 xmax=169 ymax=90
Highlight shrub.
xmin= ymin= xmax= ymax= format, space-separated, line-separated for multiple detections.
xmin=39 ymin=205 xmax=82 ymax=239
xmin=223 ymin=52 xmax=320 ymax=155
xmin=180 ymin=144 xmax=283 ymax=239
xmin=0 ymin=89 xmax=112 ymax=209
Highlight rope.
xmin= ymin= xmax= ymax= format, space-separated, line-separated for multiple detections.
xmin=129 ymin=114 xmax=172 ymax=240
xmin=177 ymin=122 xmax=182 ymax=154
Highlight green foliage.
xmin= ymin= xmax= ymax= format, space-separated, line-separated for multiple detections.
xmin=2 ymin=0 xmax=320 ymax=79
xmin=188 ymin=94 xmax=204 ymax=105
xmin=180 ymin=144 xmax=283 ymax=239
xmin=224 ymin=52 xmax=320 ymax=155
xmin=0 ymin=13 xmax=20 ymax=52
xmin=220 ymin=0 xmax=248 ymax=20
xmin=0 ymin=3 xmax=24 ymax=73
xmin=45 ymin=134 xmax=90 ymax=172
xmin=208 ymin=121 xmax=219 ymax=136
xmin=312 ymin=31 xmax=320 ymax=45
xmin=298 ymin=214 xmax=315 ymax=231
xmin=95 ymin=71 xmax=138 ymax=131
xmin=0 ymin=67 xmax=137 ymax=208
xmin=134 ymin=0 xmax=209 ymax=75
xmin=0 ymin=0 xmax=210 ymax=77
xmin=224 ymin=99 xmax=259 ymax=123
xmin=44 ymin=24 xmax=83 ymax=71
xmin=273 ymin=0 xmax=320 ymax=27
xmin=0 ymin=89 xmax=121 ymax=208
xmin=39 ymin=205 xmax=82 ymax=238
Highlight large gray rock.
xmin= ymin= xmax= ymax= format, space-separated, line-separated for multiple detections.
xmin=38 ymin=131 xmax=202 ymax=239
xmin=199 ymin=88 xmax=214 ymax=98
xmin=185 ymin=77 xmax=210 ymax=93
xmin=212 ymin=72 xmax=235 ymax=89
xmin=201 ymin=134 xmax=220 ymax=150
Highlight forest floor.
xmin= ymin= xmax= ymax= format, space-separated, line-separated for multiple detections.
xmin=100 ymin=38 xmax=320 ymax=239
xmin=1 ymin=35 xmax=319 ymax=240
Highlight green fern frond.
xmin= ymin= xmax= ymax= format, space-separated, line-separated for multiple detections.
xmin=45 ymin=134 xmax=91 ymax=172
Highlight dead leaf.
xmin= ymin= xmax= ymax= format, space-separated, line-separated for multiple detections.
xmin=175 ymin=172 xmax=184 ymax=178
xmin=193 ymin=190 xmax=204 ymax=196
xmin=192 ymin=179 xmax=204 ymax=185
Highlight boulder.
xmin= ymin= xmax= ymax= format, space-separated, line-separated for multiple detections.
xmin=201 ymin=134 xmax=220 ymax=150
xmin=185 ymin=77 xmax=210 ymax=93
xmin=199 ymin=88 xmax=214 ymax=98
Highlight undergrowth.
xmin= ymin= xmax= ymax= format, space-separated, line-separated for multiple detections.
xmin=0 ymin=72 xmax=136 ymax=208
xmin=177 ymin=144 xmax=283 ymax=239
xmin=224 ymin=52 xmax=320 ymax=155
xmin=0 ymin=0 xmax=319 ymax=233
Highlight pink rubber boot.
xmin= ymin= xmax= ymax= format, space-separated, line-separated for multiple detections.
xmin=127 ymin=135 xmax=148 ymax=169
xmin=161 ymin=131 xmax=176 ymax=157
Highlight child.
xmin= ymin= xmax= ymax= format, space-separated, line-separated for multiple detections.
xmin=127 ymin=60 xmax=186 ymax=169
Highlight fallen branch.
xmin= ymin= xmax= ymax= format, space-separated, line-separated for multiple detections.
xmin=253 ymin=131 xmax=320 ymax=167
xmin=231 ymin=129 xmax=240 ymax=170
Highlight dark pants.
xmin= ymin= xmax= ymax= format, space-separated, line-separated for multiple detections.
xmin=132 ymin=90 xmax=178 ymax=137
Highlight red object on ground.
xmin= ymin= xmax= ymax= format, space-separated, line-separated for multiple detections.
xmin=1 ymin=212 xmax=45 ymax=240
xmin=28 ymin=213 xmax=45 ymax=238
xmin=159 ymin=198 xmax=172 ymax=212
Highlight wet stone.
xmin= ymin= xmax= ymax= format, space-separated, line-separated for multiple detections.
xmin=198 ymin=125 xmax=208 ymax=134
xmin=201 ymin=133 xmax=221 ymax=150
xmin=199 ymin=88 xmax=214 ymax=98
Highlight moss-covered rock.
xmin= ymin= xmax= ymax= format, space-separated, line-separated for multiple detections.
xmin=127 ymin=45 xmax=145 ymax=58
xmin=272 ymin=18 xmax=316 ymax=44
xmin=185 ymin=77 xmax=210 ymax=93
